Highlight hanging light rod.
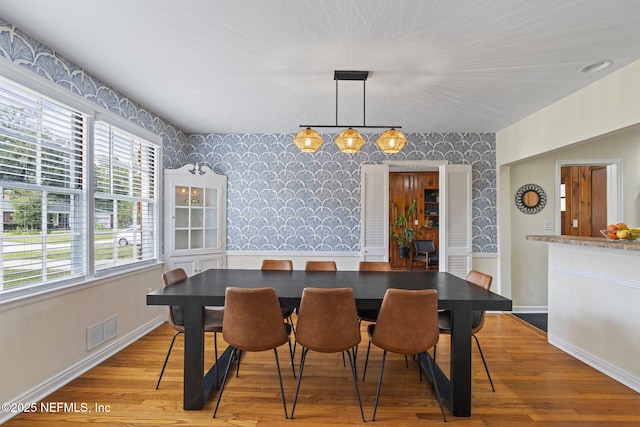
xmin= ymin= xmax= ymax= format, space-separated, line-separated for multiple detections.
xmin=294 ymin=70 xmax=406 ymax=154
xmin=299 ymin=70 xmax=401 ymax=129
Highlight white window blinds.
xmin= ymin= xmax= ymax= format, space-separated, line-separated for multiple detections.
xmin=93 ymin=122 xmax=158 ymax=271
xmin=0 ymin=77 xmax=87 ymax=291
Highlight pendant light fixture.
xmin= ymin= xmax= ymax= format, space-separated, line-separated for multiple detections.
xmin=376 ymin=128 xmax=407 ymax=154
xmin=293 ymin=127 xmax=323 ymax=152
xmin=295 ymin=70 xmax=406 ymax=154
xmin=335 ymin=127 xmax=365 ymax=154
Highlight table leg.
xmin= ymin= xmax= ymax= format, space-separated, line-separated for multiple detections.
xmin=183 ymin=301 xmax=205 ymax=410
xmin=418 ymin=300 xmax=473 ymax=417
xmin=449 ymin=300 xmax=473 ymax=416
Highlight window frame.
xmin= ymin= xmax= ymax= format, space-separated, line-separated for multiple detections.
xmin=0 ymin=62 xmax=162 ymax=303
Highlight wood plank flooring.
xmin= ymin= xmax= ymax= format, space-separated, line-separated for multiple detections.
xmin=5 ymin=314 xmax=640 ymax=426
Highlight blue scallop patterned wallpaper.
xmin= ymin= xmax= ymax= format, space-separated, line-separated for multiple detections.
xmin=183 ymin=132 xmax=497 ymax=253
xmin=0 ymin=18 xmax=497 ymax=254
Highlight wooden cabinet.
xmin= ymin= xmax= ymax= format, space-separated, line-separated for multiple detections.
xmin=389 ymin=171 xmax=439 ymax=269
xmin=164 ymin=164 xmax=227 ymax=272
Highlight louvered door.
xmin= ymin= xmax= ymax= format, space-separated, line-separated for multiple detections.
xmin=439 ymin=163 xmax=472 ymax=278
xmin=360 ymin=164 xmax=389 ymax=261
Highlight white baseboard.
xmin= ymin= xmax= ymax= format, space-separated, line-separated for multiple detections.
xmin=0 ymin=315 xmax=165 ymax=425
xmin=548 ymin=333 xmax=640 ymax=393
xmin=512 ymin=305 xmax=548 ymax=313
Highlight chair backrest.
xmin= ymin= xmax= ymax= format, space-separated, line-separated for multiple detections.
xmin=261 ymin=259 xmax=293 ymax=271
xmin=162 ymin=268 xmax=188 ymax=328
xmin=372 ymin=288 xmax=439 ymax=354
xmin=222 ymin=287 xmax=288 ymax=352
xmin=414 ymin=239 xmax=436 ymax=253
xmin=295 ymin=287 xmax=360 ymax=353
xmin=358 ymin=261 xmax=392 ymax=271
xmin=305 ymin=260 xmax=337 ymax=271
xmin=465 ymin=270 xmax=493 ymax=331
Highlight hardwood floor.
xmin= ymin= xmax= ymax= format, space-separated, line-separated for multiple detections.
xmin=5 ymin=314 xmax=640 ymax=426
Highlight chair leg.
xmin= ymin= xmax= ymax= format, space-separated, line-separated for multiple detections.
xmin=362 ymin=340 xmax=372 ymax=380
xmin=290 ymin=347 xmax=309 ymax=419
xmin=473 ymin=333 xmax=495 ymax=391
xmin=287 ymin=335 xmax=296 ymax=378
xmin=351 ymin=346 xmax=358 ymax=378
xmin=214 ymin=332 xmax=219 ymax=384
xmin=372 ymin=349 xmax=387 ymax=421
xmin=288 ymin=315 xmax=296 ymax=335
xmin=213 ymin=347 xmax=237 ymax=418
xmin=423 ymin=351 xmax=447 ymax=422
xmin=346 ymin=348 xmax=365 ymax=422
xmin=156 ymin=331 xmax=182 ymax=390
xmin=236 ymin=349 xmax=242 ymax=377
xmin=273 ymin=348 xmax=289 ymax=419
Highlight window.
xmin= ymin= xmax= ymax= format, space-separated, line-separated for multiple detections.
xmin=0 ymin=79 xmax=86 ymax=291
xmin=0 ymin=76 xmax=159 ymax=299
xmin=93 ymin=122 xmax=158 ymax=271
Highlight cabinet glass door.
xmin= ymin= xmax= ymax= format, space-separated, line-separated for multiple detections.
xmin=172 ymin=185 xmax=219 ymax=252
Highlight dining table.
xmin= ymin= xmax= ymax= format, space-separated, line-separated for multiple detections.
xmin=146 ymin=268 xmax=512 ymax=417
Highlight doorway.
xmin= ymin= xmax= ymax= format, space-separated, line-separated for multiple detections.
xmin=388 ymin=171 xmax=440 ymax=270
xmin=560 ymin=165 xmax=607 ymax=236
xmin=556 ymin=160 xmax=622 ymax=236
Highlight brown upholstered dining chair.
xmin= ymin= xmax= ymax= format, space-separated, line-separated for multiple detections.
xmin=356 ymin=261 xmax=391 ymax=323
xmin=356 ymin=261 xmax=409 ymax=365
xmin=436 ymin=270 xmax=495 ymax=391
xmin=261 ymin=259 xmax=296 ymax=333
xmin=290 ymin=287 xmax=365 ymax=421
xmin=304 ymin=260 xmax=337 ymax=271
xmin=358 ymin=261 xmax=392 ymax=271
xmin=364 ymin=288 xmax=446 ymax=422
xmin=156 ymin=268 xmax=224 ymax=390
xmin=213 ymin=287 xmax=291 ymax=419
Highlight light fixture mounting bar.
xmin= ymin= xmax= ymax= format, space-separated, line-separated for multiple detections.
xmin=334 ymin=70 xmax=369 ymax=81
xmin=299 ymin=125 xmax=402 ymax=129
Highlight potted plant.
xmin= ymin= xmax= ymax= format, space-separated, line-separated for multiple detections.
xmin=390 ymin=199 xmax=420 ymax=258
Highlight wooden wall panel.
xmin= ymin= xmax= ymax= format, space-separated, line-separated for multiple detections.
xmin=561 ymin=165 xmax=607 ymax=237
xmin=389 ymin=172 xmax=439 ymax=269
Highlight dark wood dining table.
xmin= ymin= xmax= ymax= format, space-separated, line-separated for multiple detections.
xmin=146 ymin=268 xmax=512 ymax=417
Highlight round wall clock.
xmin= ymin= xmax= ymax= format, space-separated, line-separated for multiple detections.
xmin=515 ymin=183 xmax=547 ymax=214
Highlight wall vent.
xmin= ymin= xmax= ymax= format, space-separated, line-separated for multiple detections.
xmin=87 ymin=315 xmax=118 ymax=351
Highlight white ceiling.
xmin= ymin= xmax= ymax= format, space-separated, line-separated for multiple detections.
xmin=1 ymin=0 xmax=640 ymax=134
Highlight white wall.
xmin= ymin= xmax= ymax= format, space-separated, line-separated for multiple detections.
xmin=508 ymin=130 xmax=640 ymax=308
xmin=0 ymin=265 xmax=164 ymax=422
xmin=497 ymin=58 xmax=640 ymax=309
xmin=547 ymin=243 xmax=640 ymax=392
xmin=497 ymin=60 xmax=640 ymax=166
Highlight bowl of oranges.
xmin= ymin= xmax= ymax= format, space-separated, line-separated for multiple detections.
xmin=600 ymin=223 xmax=639 ymax=241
